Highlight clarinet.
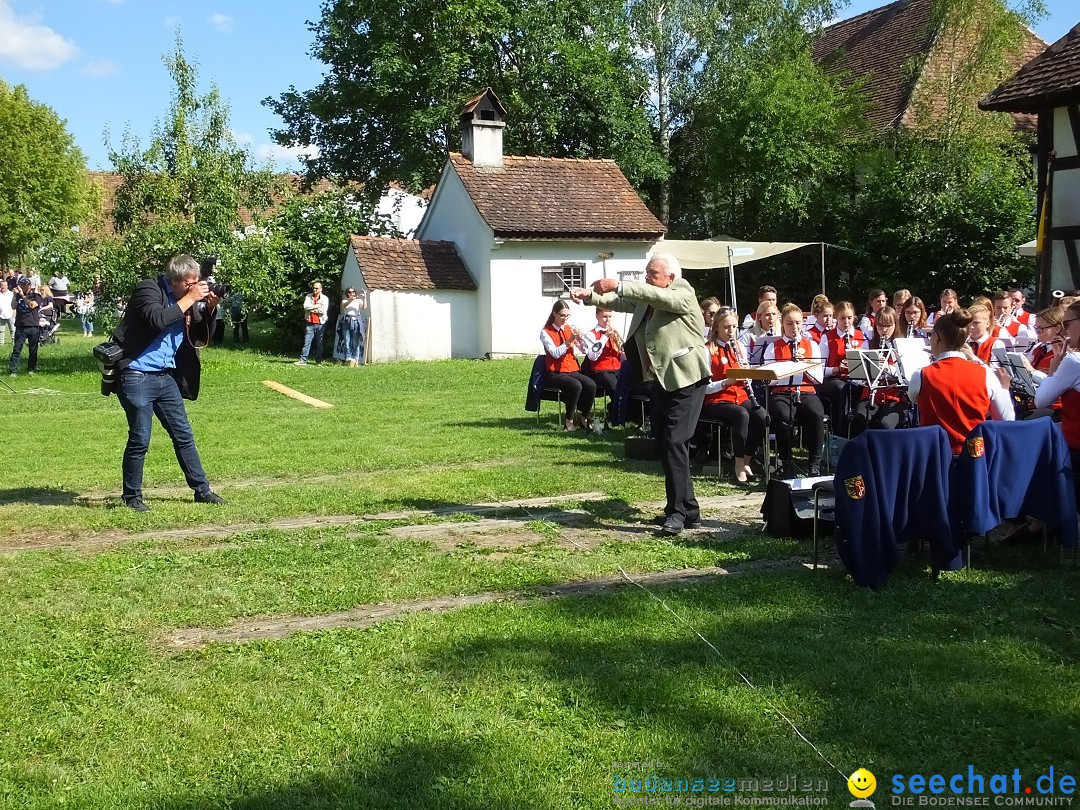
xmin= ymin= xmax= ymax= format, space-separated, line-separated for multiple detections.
xmin=732 ymin=340 xmax=759 ymax=408
xmin=791 ymin=339 xmax=804 ymax=404
xmin=907 ymin=322 xmax=916 ymax=339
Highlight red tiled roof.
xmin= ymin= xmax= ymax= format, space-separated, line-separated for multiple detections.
xmin=349 ymin=235 xmax=475 ymax=291
xmin=447 ymin=153 xmax=665 ymax=240
xmin=814 ymin=0 xmax=1045 ymax=132
xmin=981 ymin=22 xmax=1080 ymax=112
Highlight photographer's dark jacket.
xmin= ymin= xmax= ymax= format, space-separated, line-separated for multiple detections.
xmin=13 ymin=290 xmax=45 ymax=329
xmin=112 ymin=276 xmax=208 ymax=400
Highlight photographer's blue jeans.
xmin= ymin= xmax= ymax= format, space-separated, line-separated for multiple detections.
xmin=344 ymin=318 xmax=361 ymax=362
xmin=117 ymin=369 xmax=210 ymax=503
xmin=300 ymin=323 xmax=324 ymax=363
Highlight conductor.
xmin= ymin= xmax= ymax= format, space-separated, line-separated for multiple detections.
xmin=572 ymin=253 xmax=710 ymax=535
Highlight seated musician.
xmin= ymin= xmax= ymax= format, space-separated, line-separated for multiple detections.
xmin=764 ymin=303 xmax=825 ymax=477
xmin=927 ymin=288 xmax=959 ymax=327
xmin=848 ymin=306 xmax=906 ymax=435
xmin=992 ymin=291 xmax=1036 ymax=343
xmin=817 ymin=300 xmax=867 ymax=436
xmin=741 ymin=285 xmax=778 ymax=330
xmin=1009 ymin=287 xmax=1035 ymax=329
xmin=699 ymin=297 xmax=721 ymax=341
xmin=900 ymin=296 xmax=930 ymax=339
xmin=739 ymin=300 xmax=779 ymax=358
xmin=857 ymin=289 xmax=887 ymax=336
xmin=540 ymin=300 xmax=596 ymax=432
xmin=805 ymin=295 xmax=834 ymax=342
xmin=697 ymin=308 xmax=768 ymax=484
xmin=908 ymin=309 xmax=1014 ymax=455
xmin=584 ymin=306 xmax=623 ymax=415
xmin=1016 ymin=306 xmax=1065 ymax=421
xmin=967 ymin=303 xmax=1008 ymax=365
xmin=1033 ymin=300 xmax=1080 ymax=503
xmin=892 ymin=289 xmax=911 ymax=311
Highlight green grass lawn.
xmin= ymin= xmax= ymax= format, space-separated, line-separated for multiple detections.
xmin=1 ymin=321 xmax=1079 ymax=809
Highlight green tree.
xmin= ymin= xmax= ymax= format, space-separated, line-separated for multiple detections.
xmin=0 ymin=81 xmax=94 ymax=269
xmin=104 ymin=36 xmax=283 ymax=307
xmin=265 ymin=0 xmax=663 ymax=203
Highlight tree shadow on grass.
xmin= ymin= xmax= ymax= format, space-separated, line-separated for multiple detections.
xmin=0 ymin=486 xmax=87 ymax=506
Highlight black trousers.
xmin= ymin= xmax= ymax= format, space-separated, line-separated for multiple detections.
xmin=8 ymin=325 xmax=40 ymax=374
xmin=768 ymin=391 xmax=825 ymax=462
xmin=546 ymin=371 xmax=596 ymax=419
xmin=848 ymin=400 xmax=905 ymax=436
xmin=816 ymin=377 xmax=852 ymax=434
xmin=698 ymin=400 xmax=768 ymax=458
xmin=586 ymin=368 xmax=618 ymax=399
xmin=655 ymin=378 xmax=708 ymax=521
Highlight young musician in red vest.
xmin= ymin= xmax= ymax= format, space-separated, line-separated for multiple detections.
xmin=857 ymin=289 xmax=887 ymax=336
xmin=1024 ymin=306 xmax=1065 ymax=405
xmin=741 ymin=285 xmax=777 ymax=330
xmin=697 ymin=308 xmax=768 ymax=483
xmin=817 ymin=300 xmax=866 ymax=435
xmin=540 ymin=300 xmax=596 ymax=432
xmin=1010 ymin=287 xmax=1035 ymax=328
xmin=764 ymin=303 xmax=825 ymax=476
xmin=992 ymin=291 xmax=1036 ymax=342
xmin=966 ymin=303 xmax=1007 ymax=365
xmin=900 ymin=296 xmax=930 ymax=339
xmin=805 ymin=295 xmax=834 ymax=343
xmin=849 ymin=306 xmax=906 ymax=434
xmin=583 ymin=306 xmax=623 ymax=420
xmin=927 ymin=288 xmax=959 ymax=327
xmin=1034 ymin=301 xmax=1080 ymax=501
xmin=908 ymin=309 xmax=1014 ymax=454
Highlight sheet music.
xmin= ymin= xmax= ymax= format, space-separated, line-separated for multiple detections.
xmin=894 ymin=337 xmax=931 ymax=383
xmin=1000 ymin=350 xmax=1038 ymax=398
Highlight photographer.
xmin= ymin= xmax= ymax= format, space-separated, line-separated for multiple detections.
xmin=8 ymin=276 xmax=43 ymax=376
xmin=110 ymin=254 xmax=226 ymax=512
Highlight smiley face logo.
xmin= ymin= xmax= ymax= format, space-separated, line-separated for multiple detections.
xmin=848 ymin=768 xmax=877 ymax=799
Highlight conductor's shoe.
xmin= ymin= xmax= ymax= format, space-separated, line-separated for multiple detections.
xmin=194 ymin=490 xmax=227 ymax=505
xmin=659 ymin=515 xmax=686 ymax=536
xmin=651 ymin=513 xmax=700 ymax=529
xmin=125 ymin=497 xmax=150 ymax=513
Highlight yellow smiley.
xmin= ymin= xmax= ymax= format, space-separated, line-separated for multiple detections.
xmin=848 ymin=768 xmax=877 ymax=799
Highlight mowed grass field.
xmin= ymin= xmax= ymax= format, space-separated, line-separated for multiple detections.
xmin=1 ymin=320 xmax=1079 ymax=809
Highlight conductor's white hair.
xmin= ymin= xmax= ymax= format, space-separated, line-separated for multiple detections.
xmin=647 ymin=252 xmax=681 ymax=279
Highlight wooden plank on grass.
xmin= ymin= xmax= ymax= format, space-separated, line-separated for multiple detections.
xmin=262 ymin=380 xmax=333 ymax=409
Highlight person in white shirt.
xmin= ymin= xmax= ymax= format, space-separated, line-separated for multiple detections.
xmin=991 ymin=291 xmax=1035 ymax=342
xmin=1009 ymin=287 xmax=1034 ymax=328
xmin=740 ymin=285 xmax=777 ymax=331
xmin=297 ymin=281 xmax=330 ymax=365
xmin=856 ymin=289 xmax=887 ymax=336
xmin=0 ymin=279 xmax=14 ymax=346
xmin=927 ymin=288 xmax=959 ymax=327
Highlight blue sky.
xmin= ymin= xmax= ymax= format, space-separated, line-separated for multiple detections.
xmin=0 ymin=0 xmax=1075 ymax=174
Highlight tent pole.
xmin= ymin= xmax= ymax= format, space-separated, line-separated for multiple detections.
xmin=727 ymin=247 xmax=738 ymax=313
xmin=820 ymin=242 xmax=826 ymax=294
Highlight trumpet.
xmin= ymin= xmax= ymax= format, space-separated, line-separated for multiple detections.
xmin=996 ymin=311 xmax=1010 ymax=328
xmin=606 ymin=327 xmax=624 ymax=354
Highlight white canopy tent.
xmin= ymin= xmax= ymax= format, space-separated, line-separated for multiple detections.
xmin=1018 ymin=239 xmax=1036 ymax=258
xmin=652 ymin=239 xmax=822 ymax=312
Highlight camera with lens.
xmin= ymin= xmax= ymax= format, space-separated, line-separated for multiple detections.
xmin=93 ymin=340 xmax=124 ymax=396
xmin=199 ymin=256 xmax=228 ymax=298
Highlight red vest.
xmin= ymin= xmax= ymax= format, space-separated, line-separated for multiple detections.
xmin=588 ymin=327 xmax=622 ymax=372
xmin=543 ymin=325 xmax=580 ymax=374
xmin=705 ymin=343 xmax=748 ymax=406
xmin=1016 ymin=310 xmax=1034 ymax=327
xmin=770 ymin=337 xmax=817 ymax=395
xmin=971 ymin=330 xmax=999 ymax=365
xmin=806 ymin=324 xmax=826 ymax=343
xmin=1028 ymin=344 xmax=1062 ymax=411
xmin=822 ymin=328 xmax=865 ymax=371
xmin=918 ymin=358 xmax=990 ymax=454
xmin=1062 ymin=390 xmax=1080 ymax=450
xmin=1003 ymin=319 xmax=1023 ymax=337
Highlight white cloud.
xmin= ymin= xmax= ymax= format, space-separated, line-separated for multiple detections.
xmin=163 ymin=15 xmax=181 ymax=29
xmin=81 ymin=59 xmax=119 ymax=78
xmin=208 ymin=13 xmax=233 ymax=33
xmin=232 ymin=130 xmax=318 ymax=169
xmin=0 ymin=1 xmax=78 ymax=71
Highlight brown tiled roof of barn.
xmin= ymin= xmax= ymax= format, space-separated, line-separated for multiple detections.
xmin=349 ymin=235 xmax=475 ymax=291
xmin=813 ymin=0 xmax=1045 ymax=132
xmin=981 ymin=22 xmax=1080 ymax=112
xmin=447 ymin=153 xmax=665 ymax=240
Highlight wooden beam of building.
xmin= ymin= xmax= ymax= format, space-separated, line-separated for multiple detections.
xmin=261 ymin=380 xmax=333 ymax=409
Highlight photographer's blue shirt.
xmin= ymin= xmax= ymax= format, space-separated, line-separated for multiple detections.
xmin=129 ymin=279 xmax=183 ymax=372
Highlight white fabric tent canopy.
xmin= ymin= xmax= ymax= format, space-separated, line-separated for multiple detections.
xmin=1018 ymin=239 xmax=1036 ymax=258
xmin=651 ymin=239 xmax=821 ymax=312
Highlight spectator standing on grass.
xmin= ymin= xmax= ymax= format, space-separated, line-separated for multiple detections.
xmin=297 ymin=281 xmax=329 ymax=365
xmin=229 ymin=290 xmax=249 ymax=344
xmin=76 ymin=291 xmax=95 ymax=338
xmin=8 ymin=276 xmax=43 ymax=376
xmin=341 ymin=287 xmax=366 ymax=366
xmin=0 ymin=278 xmax=14 ymax=346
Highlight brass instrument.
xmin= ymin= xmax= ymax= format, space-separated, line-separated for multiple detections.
xmin=606 ymin=327 xmax=624 ymax=354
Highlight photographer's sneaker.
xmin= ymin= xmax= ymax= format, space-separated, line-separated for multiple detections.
xmin=194 ymin=490 xmax=226 ymax=505
xmin=125 ymin=498 xmax=150 ymax=513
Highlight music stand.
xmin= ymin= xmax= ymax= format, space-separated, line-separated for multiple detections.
xmin=992 ymin=347 xmax=1038 ymax=398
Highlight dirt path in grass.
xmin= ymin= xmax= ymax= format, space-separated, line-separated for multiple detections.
xmin=161 ymin=556 xmax=805 ymax=651
xmin=0 ymin=491 xmax=765 ymax=554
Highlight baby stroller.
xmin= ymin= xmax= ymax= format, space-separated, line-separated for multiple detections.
xmin=39 ymin=303 xmax=61 ymax=345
